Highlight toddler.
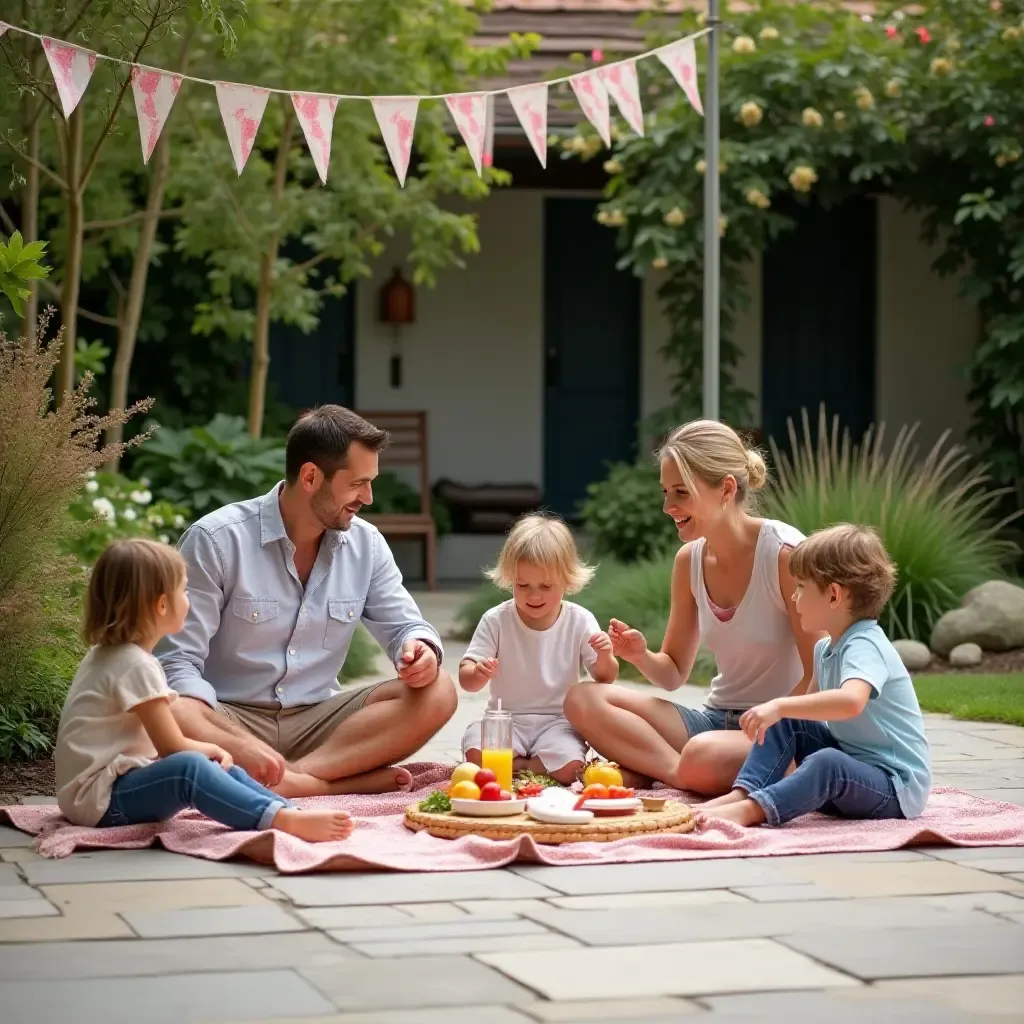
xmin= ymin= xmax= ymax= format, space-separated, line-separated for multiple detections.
xmin=459 ymin=514 xmax=618 ymax=784
xmin=55 ymin=538 xmax=352 ymax=842
xmin=703 ymin=523 xmax=931 ymax=827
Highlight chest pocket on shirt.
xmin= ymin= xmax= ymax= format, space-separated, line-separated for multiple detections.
xmin=324 ymin=598 xmax=364 ymax=650
xmin=231 ymin=597 xmax=280 ymax=625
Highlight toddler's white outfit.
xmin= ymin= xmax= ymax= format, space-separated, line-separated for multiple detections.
xmin=461 ymin=600 xmax=600 ymax=772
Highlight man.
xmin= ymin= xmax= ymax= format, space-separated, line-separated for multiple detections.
xmin=157 ymin=406 xmax=457 ymax=797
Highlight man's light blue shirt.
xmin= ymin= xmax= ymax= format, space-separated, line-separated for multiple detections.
xmin=815 ymin=619 xmax=932 ymax=818
xmin=156 ymin=484 xmax=443 ymax=708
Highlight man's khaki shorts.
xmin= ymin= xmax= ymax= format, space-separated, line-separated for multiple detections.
xmin=215 ymin=681 xmax=388 ymax=761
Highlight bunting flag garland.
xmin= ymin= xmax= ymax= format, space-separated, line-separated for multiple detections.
xmin=446 ymin=93 xmax=489 ymax=175
xmin=42 ymin=38 xmax=97 ymax=118
xmin=657 ymin=36 xmax=703 ymax=115
xmin=570 ymin=69 xmax=611 ymax=147
xmin=599 ymin=59 xmax=645 ymax=137
xmin=372 ymin=97 xmax=419 ymax=187
xmin=131 ymin=67 xmax=182 ymax=164
xmin=1 ymin=19 xmax=706 ymax=185
xmin=292 ymin=92 xmax=338 ymax=185
xmin=508 ymin=83 xmax=549 ymax=169
xmin=216 ymin=82 xmax=270 ymax=175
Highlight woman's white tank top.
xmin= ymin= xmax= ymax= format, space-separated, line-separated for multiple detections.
xmin=689 ymin=519 xmax=806 ymax=710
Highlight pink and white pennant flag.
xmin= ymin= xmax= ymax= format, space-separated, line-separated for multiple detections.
xmin=445 ymin=93 xmax=489 ymax=176
xmin=570 ymin=70 xmax=610 ymax=147
xmin=42 ymin=38 xmax=97 ymax=118
xmin=508 ymin=83 xmax=548 ymax=168
xmin=216 ymin=82 xmax=270 ymax=175
xmin=372 ymin=97 xmax=419 ymax=187
xmin=482 ymin=95 xmax=495 ymax=170
xmin=657 ymin=37 xmax=703 ymax=115
xmin=131 ymin=67 xmax=181 ymax=164
xmin=600 ymin=60 xmax=645 ymax=137
xmin=292 ymin=93 xmax=338 ymax=185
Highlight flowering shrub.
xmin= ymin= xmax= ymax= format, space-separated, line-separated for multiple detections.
xmin=65 ymin=471 xmax=190 ymax=567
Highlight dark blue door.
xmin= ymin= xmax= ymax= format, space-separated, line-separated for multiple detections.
xmin=269 ymin=284 xmax=356 ymax=411
xmin=544 ymin=198 xmax=641 ymax=519
xmin=761 ymin=196 xmax=877 ymax=449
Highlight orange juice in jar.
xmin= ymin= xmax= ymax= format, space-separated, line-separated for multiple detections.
xmin=480 ymin=701 xmax=514 ymax=792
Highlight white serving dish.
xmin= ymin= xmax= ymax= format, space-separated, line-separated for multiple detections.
xmin=450 ymin=797 xmax=526 ymax=817
xmin=580 ymin=797 xmax=642 ymax=815
xmin=526 ymin=801 xmax=595 ymax=825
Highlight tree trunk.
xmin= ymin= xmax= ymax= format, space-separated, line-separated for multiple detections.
xmin=104 ymin=132 xmax=173 ymax=466
xmin=56 ymin=109 xmax=84 ymax=403
xmin=247 ymin=107 xmax=294 ymax=439
xmin=19 ymin=96 xmax=40 ymax=344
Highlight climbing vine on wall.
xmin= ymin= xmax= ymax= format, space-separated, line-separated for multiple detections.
xmin=565 ymin=0 xmax=1024 ymax=507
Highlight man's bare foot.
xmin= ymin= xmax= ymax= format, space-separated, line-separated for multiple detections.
xmin=272 ymin=807 xmax=353 ymax=842
xmin=700 ymin=788 xmax=748 ymax=810
xmin=618 ymin=767 xmax=656 ymax=790
xmin=274 ymin=766 xmax=413 ymax=798
xmin=709 ymin=798 xmax=766 ymax=828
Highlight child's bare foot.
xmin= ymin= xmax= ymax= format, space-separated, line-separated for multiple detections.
xmin=274 ymin=766 xmax=413 ymax=798
xmin=618 ymin=767 xmax=655 ymax=790
xmin=709 ymin=798 xmax=766 ymax=828
xmin=273 ymin=807 xmax=353 ymax=842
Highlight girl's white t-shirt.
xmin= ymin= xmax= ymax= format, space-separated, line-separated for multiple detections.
xmin=54 ymin=644 xmax=177 ymax=826
xmin=463 ymin=600 xmax=600 ymax=714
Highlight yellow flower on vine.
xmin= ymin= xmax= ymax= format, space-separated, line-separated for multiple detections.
xmin=930 ymin=57 xmax=954 ymax=76
xmin=854 ymin=87 xmax=875 ymax=111
xmin=884 ymin=79 xmax=903 ymax=98
xmin=759 ymin=27 xmax=780 ymax=41
xmin=603 ymin=159 xmax=623 ymax=175
xmin=664 ymin=207 xmax=686 ymax=227
xmin=652 ymin=256 xmax=669 ymax=270
xmin=733 ymin=36 xmax=757 ymax=54
xmin=789 ymin=165 xmax=818 ymax=192
xmin=740 ymin=101 xmax=764 ymax=127
xmin=802 ymin=108 xmax=824 ymax=128
xmin=745 ymin=188 xmax=771 ymax=209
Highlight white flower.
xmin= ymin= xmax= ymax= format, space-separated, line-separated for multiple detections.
xmin=149 ymin=514 xmax=165 ymax=527
xmin=732 ymin=36 xmax=756 ymax=54
xmin=87 ymin=470 xmax=97 ymax=480
xmin=130 ymin=490 xmax=152 ymax=505
xmin=123 ymin=507 xmax=138 ymax=522
xmin=173 ymin=515 xmax=186 ymax=529
xmin=159 ymin=534 xmax=170 ymax=544
xmin=85 ymin=480 xmax=99 ymax=493
xmin=92 ymin=497 xmax=116 ymax=523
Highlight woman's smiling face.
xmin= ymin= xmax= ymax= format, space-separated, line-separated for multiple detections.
xmin=660 ymin=456 xmax=721 ymax=542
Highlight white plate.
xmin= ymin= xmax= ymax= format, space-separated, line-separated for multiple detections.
xmin=450 ymin=797 xmax=526 ymax=817
xmin=581 ymin=798 xmax=642 ymax=813
xmin=526 ymin=802 xmax=595 ymax=825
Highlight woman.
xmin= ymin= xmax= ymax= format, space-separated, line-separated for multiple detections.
xmin=564 ymin=419 xmax=821 ymax=796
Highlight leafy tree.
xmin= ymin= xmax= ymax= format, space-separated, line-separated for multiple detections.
xmin=575 ymin=0 xmax=1024 ymax=509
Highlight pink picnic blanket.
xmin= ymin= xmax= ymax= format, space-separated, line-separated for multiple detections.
xmin=4 ymin=763 xmax=1024 ymax=873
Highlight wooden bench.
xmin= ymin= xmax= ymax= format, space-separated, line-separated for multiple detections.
xmin=358 ymin=410 xmax=436 ymax=591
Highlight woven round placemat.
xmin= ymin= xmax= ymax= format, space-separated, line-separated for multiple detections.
xmin=404 ymin=800 xmax=695 ymax=845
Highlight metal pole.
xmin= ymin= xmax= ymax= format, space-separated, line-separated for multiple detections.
xmin=702 ymin=0 xmax=721 ymax=421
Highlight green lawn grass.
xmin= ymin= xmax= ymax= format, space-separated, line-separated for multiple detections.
xmin=913 ymin=674 xmax=1024 ymax=727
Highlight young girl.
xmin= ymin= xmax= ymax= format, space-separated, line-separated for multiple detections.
xmin=55 ymin=538 xmax=352 ymax=843
xmin=459 ymin=514 xmax=618 ymax=784
xmin=703 ymin=524 xmax=932 ymax=828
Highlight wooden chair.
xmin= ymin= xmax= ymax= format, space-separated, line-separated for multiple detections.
xmin=358 ymin=410 xmax=437 ymax=591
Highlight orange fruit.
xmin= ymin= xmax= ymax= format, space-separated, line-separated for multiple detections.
xmin=450 ymin=780 xmax=482 ymax=800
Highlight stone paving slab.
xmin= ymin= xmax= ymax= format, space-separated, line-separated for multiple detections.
xmin=0 ymin=898 xmax=58 ymax=918
xmin=545 ymin=890 xmax=749 ymax=910
xmin=973 ymin=790 xmax=1024 ymax=805
xmin=295 ymin=906 xmax=415 ymax=929
xmin=326 ymin=917 xmax=551 ymax=945
xmin=19 ymin=848 xmax=266 ymax=885
xmin=508 ymin=860 xmax=798 ymax=895
xmin=1 ymin=969 xmax=335 ymax=1024
xmin=517 ymin=997 xmax=699 ymax=1021
xmin=778 ymin=923 xmax=1024 ymax=978
xmin=519 ymin=896 xmax=1004 ymax=945
xmin=349 ymin=932 xmax=581 ymax=958
xmin=393 ymin=901 xmax=476 ymax=919
xmin=701 ymin=991 xmax=983 ymax=1022
xmin=778 ymin=860 xmax=1024 ymax=896
xmin=122 ymin=904 xmax=307 ymax=938
xmin=41 ymin=878 xmax=274 ymax=914
xmin=926 ymin=846 xmax=1024 ymax=862
xmin=0 ymin=909 xmax=134 ymax=941
xmin=0 ymin=882 xmax=42 ymax=900
xmin=227 ymin=1007 xmax=537 ymax=1024
xmin=0 ymin=826 xmax=34 ymax=847
xmin=869 ymin=975 xmax=1024 ymax=1017
xmin=477 ymin=938 xmax=859 ymax=999
xmin=0 ymin=931 xmax=350 ymax=979
xmin=299 ymin=954 xmax=536 ymax=1010
xmin=270 ymin=870 xmax=560 ymax=907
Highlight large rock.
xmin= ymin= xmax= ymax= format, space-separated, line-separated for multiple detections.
xmin=893 ymin=639 xmax=932 ymax=672
xmin=948 ymin=642 xmax=983 ymax=668
xmin=930 ymin=580 xmax=1024 ymax=656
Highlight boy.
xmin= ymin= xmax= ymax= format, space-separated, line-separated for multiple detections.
xmin=702 ymin=523 xmax=931 ymax=827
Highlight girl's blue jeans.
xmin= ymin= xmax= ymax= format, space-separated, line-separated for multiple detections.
xmin=733 ymin=718 xmax=904 ymax=826
xmin=98 ymin=750 xmax=291 ymax=831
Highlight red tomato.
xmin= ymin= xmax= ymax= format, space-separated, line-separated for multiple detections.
xmin=516 ymin=782 xmax=544 ymax=798
xmin=474 ymin=769 xmax=497 ymax=788
xmin=479 ymin=781 xmax=503 ymax=801
xmin=581 ymin=784 xmax=609 ymax=800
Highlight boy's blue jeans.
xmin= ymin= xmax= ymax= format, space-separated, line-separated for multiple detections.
xmin=733 ymin=718 xmax=904 ymax=826
xmin=98 ymin=750 xmax=291 ymax=831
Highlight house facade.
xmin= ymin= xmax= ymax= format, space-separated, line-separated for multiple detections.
xmin=269 ymin=1 xmax=981 ymax=583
